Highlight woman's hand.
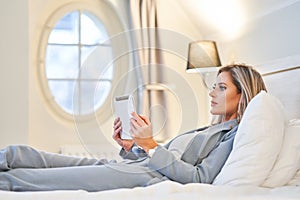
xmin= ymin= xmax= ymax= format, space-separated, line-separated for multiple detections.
xmin=113 ymin=117 xmax=134 ymax=152
xmin=130 ymin=112 xmax=158 ymax=153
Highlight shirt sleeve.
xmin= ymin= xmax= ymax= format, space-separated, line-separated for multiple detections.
xmin=148 ymin=128 xmax=237 ymax=184
xmin=119 ymin=127 xmax=209 ymax=160
xmin=119 ymin=144 xmax=148 ymax=160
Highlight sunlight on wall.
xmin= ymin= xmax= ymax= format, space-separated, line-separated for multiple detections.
xmin=200 ymin=0 xmax=245 ymax=39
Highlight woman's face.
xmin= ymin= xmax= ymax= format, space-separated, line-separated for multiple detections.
xmin=209 ymin=71 xmax=241 ymax=121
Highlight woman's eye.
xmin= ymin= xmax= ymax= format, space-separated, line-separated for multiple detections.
xmin=219 ymin=86 xmax=226 ymax=91
xmin=211 ymin=84 xmax=226 ymax=91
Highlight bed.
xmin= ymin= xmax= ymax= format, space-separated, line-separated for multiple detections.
xmin=0 ymin=62 xmax=299 ymax=199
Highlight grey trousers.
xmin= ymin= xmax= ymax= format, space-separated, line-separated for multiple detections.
xmin=0 ymin=145 xmax=163 ymax=192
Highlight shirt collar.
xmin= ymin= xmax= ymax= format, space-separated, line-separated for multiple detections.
xmin=211 ymin=119 xmax=238 ymax=131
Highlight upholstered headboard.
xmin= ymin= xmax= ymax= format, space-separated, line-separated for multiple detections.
xmin=257 ymin=62 xmax=300 ymax=120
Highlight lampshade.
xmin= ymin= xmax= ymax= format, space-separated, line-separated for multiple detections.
xmin=186 ymin=40 xmax=221 ymax=73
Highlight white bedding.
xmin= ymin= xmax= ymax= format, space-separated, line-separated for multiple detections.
xmin=1 ymin=181 xmax=299 ymax=200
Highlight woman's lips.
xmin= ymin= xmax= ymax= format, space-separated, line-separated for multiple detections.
xmin=211 ymin=101 xmax=217 ymax=107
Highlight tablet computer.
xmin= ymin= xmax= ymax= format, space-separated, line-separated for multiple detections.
xmin=114 ymin=95 xmax=135 ymax=139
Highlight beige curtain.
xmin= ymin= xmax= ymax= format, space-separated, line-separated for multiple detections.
xmin=127 ymin=0 xmax=170 ymax=142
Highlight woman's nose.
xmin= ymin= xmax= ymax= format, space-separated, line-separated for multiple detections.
xmin=209 ymin=88 xmax=215 ymax=97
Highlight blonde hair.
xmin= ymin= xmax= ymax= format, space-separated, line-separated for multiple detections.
xmin=213 ymin=63 xmax=267 ymax=124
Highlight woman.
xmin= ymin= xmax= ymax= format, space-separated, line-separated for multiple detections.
xmin=0 ymin=64 xmax=266 ymax=191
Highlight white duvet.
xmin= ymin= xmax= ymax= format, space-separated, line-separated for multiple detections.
xmin=1 ymin=181 xmax=299 ymax=200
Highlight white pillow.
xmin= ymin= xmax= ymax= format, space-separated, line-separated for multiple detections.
xmin=262 ymin=119 xmax=300 ymax=187
xmin=213 ymin=91 xmax=285 ymax=186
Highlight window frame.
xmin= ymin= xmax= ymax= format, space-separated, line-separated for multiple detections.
xmin=37 ymin=1 xmax=128 ymax=123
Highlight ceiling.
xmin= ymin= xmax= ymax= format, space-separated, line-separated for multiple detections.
xmin=176 ymin=0 xmax=300 ymax=37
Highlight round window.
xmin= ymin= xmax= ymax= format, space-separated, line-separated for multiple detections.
xmin=45 ymin=10 xmax=113 ymax=116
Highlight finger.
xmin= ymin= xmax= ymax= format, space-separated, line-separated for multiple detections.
xmin=130 ymin=118 xmax=141 ymax=131
xmin=113 ymin=117 xmax=120 ymax=125
xmin=114 ymin=120 xmax=122 ymax=129
xmin=113 ymin=126 xmax=122 ymax=139
xmin=130 ymin=121 xmax=142 ymax=137
xmin=139 ymin=115 xmax=151 ymax=125
xmin=130 ymin=122 xmax=137 ymax=135
xmin=131 ymin=112 xmax=145 ymax=126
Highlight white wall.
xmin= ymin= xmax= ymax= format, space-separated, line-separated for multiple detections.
xmin=204 ymin=1 xmax=300 ymax=66
xmin=0 ymin=0 xmax=29 ymax=148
